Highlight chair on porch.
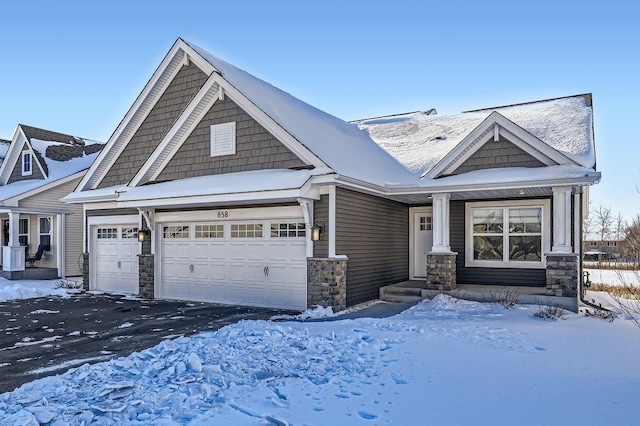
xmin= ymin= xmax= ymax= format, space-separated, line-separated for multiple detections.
xmin=26 ymin=245 xmax=46 ymax=268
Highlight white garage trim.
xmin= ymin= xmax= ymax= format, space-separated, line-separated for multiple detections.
xmin=156 ymin=207 xmax=308 ymax=310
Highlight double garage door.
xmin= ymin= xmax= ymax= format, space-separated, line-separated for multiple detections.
xmin=92 ymin=211 xmax=307 ymax=310
xmin=159 ymin=220 xmax=307 ymax=310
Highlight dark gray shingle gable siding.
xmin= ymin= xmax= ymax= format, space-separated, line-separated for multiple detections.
xmin=451 ymin=136 xmax=546 ymax=175
xmin=98 ymin=63 xmax=209 ymax=188
xmin=155 ymin=97 xmax=306 ymax=181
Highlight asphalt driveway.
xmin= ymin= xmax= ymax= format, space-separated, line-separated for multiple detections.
xmin=0 ymin=293 xmax=289 ymax=394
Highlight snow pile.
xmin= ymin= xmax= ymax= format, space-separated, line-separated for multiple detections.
xmin=1 ymin=294 xmax=639 ymax=424
xmin=0 ymin=279 xmax=73 ymax=302
xmin=272 ymin=305 xmax=335 ymax=321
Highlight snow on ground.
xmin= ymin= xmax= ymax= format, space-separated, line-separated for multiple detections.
xmin=0 ymin=278 xmax=78 ymax=302
xmin=585 ymin=268 xmax=640 ymax=287
xmin=1 ymin=295 xmax=639 ymax=425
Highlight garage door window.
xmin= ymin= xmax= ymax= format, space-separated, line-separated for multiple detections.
xmin=270 ymin=223 xmax=306 ymax=238
xmin=231 ymin=223 xmax=263 ymax=238
xmin=121 ymin=227 xmax=139 ymax=239
xmin=97 ymin=228 xmax=118 ymax=239
xmin=164 ymin=225 xmax=189 ymax=239
xmin=195 ymin=224 xmax=224 ymax=238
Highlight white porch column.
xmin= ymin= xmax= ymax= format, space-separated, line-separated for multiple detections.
xmin=552 ymin=186 xmax=573 ymax=253
xmin=298 ymin=199 xmax=314 ymax=259
xmin=57 ymin=214 xmax=65 ymax=278
xmin=431 ymin=193 xmax=452 ymax=253
xmin=3 ymin=212 xmax=25 ymax=272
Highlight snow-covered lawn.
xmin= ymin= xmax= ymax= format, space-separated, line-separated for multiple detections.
xmin=0 ymin=278 xmax=78 ymax=302
xmin=585 ymin=268 xmax=640 ymax=287
xmin=1 ymin=295 xmax=639 ymax=425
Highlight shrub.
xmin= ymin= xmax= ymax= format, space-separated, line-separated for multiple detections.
xmin=488 ymin=288 xmax=520 ymax=309
xmin=533 ymin=300 xmax=567 ymax=320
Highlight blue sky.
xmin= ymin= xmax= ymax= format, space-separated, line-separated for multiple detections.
xmin=1 ymin=1 xmax=638 ymax=220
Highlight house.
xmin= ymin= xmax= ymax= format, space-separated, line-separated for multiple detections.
xmin=583 ymin=233 xmax=622 ymax=261
xmin=64 ymin=38 xmax=599 ymax=311
xmin=0 ymin=125 xmax=103 ymax=279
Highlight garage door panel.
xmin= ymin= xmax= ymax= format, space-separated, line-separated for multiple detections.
xmin=94 ymin=225 xmax=139 ymax=295
xmin=160 ymin=216 xmax=307 ymax=310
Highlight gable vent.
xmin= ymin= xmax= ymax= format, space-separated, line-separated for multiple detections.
xmin=210 ymin=122 xmax=236 ymax=157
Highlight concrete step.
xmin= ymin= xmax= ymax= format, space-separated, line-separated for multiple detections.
xmin=383 ymin=286 xmax=423 ymax=296
xmin=380 ymin=293 xmax=424 ymax=304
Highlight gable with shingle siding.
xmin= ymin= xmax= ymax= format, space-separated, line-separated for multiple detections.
xmin=97 ymin=63 xmax=209 ymax=188
xmin=450 ymin=136 xmax=546 ymax=175
xmin=154 ymin=96 xmax=307 ymax=182
xmin=8 ymin=149 xmax=45 ymax=183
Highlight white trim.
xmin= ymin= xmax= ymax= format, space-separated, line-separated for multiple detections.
xmin=56 ymin=214 xmax=64 ymax=278
xmin=465 ymin=199 xmax=551 ymax=269
xmin=0 ymin=127 xmax=25 ymax=184
xmin=425 ymin=112 xmax=578 ymax=179
xmin=574 ymin=192 xmax=581 ymax=256
xmin=409 ymin=206 xmax=433 ymax=280
xmin=77 ymin=42 xmax=188 ymax=191
xmin=21 ymin=151 xmax=32 ymax=176
xmin=37 ymin=216 xmax=52 ymax=249
xmin=154 ymin=206 xmax=303 ymax=223
xmin=210 ymin=121 xmax=236 ymax=157
xmin=328 ymin=185 xmax=336 ymax=258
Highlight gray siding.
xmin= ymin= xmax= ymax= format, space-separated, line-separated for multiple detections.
xmin=155 ymin=97 xmax=306 ymax=181
xmin=18 ymin=178 xmax=83 ymax=276
xmin=452 ymin=136 xmax=546 ymax=175
xmin=8 ymin=150 xmax=45 ymax=184
xmin=451 ymin=200 xmax=546 ymax=286
xmin=98 ymin=63 xmax=208 ymax=188
xmin=335 ymin=188 xmax=409 ymax=306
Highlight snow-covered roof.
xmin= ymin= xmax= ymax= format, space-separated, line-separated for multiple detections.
xmin=356 ymin=95 xmax=595 ymax=177
xmin=184 ymin=40 xmax=417 ymax=187
xmin=0 ymin=125 xmax=104 ymax=201
xmin=64 ymin=168 xmax=333 ymax=204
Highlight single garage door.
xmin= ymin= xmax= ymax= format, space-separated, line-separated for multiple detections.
xmin=160 ymin=220 xmax=307 ymax=310
xmin=93 ymin=225 xmax=139 ymax=294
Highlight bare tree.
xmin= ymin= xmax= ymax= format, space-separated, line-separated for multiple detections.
xmin=593 ymin=205 xmax=614 ymax=266
xmin=622 ymin=214 xmax=640 ymax=267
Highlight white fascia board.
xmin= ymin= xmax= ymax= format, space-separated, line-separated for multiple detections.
xmin=0 ymin=206 xmax=73 ymax=215
xmin=422 ymin=174 xmax=601 ymax=195
xmin=87 ymin=214 xmax=139 ymax=226
xmin=113 ymin=188 xmax=309 ymax=209
xmin=0 ymin=126 xmax=24 ymax=184
xmin=180 ymin=40 xmax=326 ymax=169
xmin=0 ymin=170 xmax=86 ymax=206
xmin=213 ymin=78 xmax=327 ymax=169
xmin=130 ymin=77 xmax=222 ymax=186
xmin=77 ymin=41 xmax=188 ymax=191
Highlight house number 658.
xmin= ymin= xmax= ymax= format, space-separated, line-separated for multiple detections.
xmin=217 ymin=211 xmax=229 ymax=218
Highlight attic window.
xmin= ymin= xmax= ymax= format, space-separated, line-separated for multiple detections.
xmin=210 ymin=122 xmax=236 ymax=157
xmin=22 ymin=152 xmax=32 ymax=176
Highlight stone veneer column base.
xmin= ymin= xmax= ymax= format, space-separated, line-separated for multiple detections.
xmin=82 ymin=252 xmax=90 ymax=291
xmin=545 ymin=253 xmax=579 ymax=297
xmin=426 ymin=252 xmax=457 ymax=291
xmin=307 ymin=257 xmax=347 ymax=312
xmin=138 ymin=254 xmax=155 ymax=299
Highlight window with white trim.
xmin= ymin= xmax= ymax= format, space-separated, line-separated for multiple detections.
xmin=231 ymin=223 xmax=263 ymax=238
xmin=97 ymin=228 xmax=118 ymax=239
xmin=163 ymin=225 xmax=189 ymax=239
xmin=19 ymin=218 xmax=29 ymax=246
xmin=419 ymin=216 xmax=432 ymax=231
xmin=22 ymin=152 xmax=32 ymax=176
xmin=466 ymin=200 xmax=550 ymax=268
xmin=195 ymin=224 xmax=224 ymax=238
xmin=270 ymin=223 xmax=306 ymax=238
xmin=121 ymin=227 xmax=139 ymax=239
xmin=210 ymin=122 xmax=236 ymax=157
xmin=39 ymin=217 xmax=51 ymax=250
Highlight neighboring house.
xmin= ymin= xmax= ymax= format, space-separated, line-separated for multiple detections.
xmin=583 ymin=233 xmax=622 ymax=261
xmin=64 ymin=38 xmax=599 ymax=311
xmin=0 ymin=138 xmax=10 ymax=165
xmin=0 ymin=125 xmax=103 ymax=279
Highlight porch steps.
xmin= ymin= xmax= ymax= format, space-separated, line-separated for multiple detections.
xmin=379 ymin=283 xmax=425 ymax=303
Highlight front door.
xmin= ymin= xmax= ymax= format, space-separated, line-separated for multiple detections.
xmin=412 ymin=210 xmax=433 ymax=278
